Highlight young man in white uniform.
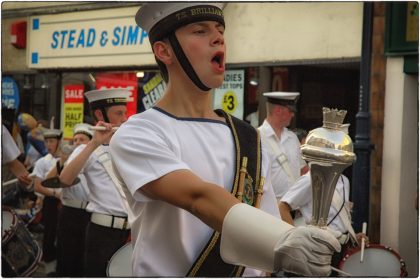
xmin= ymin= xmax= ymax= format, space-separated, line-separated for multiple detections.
xmin=59 ymin=89 xmax=130 ymax=277
xmin=110 ymin=3 xmax=340 ymax=277
xmin=33 ymin=128 xmax=63 ymax=267
xmin=50 ymin=123 xmax=92 ymax=276
xmin=258 ymin=92 xmax=309 ymax=201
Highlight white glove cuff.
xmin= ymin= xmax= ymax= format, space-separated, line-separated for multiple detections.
xmin=220 ymin=203 xmax=294 ymax=272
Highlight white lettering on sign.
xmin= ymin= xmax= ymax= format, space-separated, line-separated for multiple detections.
xmin=65 ymin=88 xmax=84 ymax=99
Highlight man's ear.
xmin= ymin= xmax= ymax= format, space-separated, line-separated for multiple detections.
xmin=93 ymin=109 xmax=103 ymax=121
xmin=153 ymin=41 xmax=173 ymax=66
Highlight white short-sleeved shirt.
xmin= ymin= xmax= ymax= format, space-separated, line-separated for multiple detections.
xmin=33 ymin=154 xmax=58 ymax=180
xmin=2 ymin=125 xmax=21 ymax=164
xmin=61 ymin=174 xmax=90 ymax=202
xmin=281 ymin=173 xmax=350 ymax=233
xmin=68 ymin=144 xmax=127 ymax=216
xmin=110 ymin=107 xmax=280 ymax=277
xmin=258 ymin=120 xmax=306 ymax=199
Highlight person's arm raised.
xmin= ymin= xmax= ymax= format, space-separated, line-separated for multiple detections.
xmin=60 ymin=122 xmax=113 ymax=187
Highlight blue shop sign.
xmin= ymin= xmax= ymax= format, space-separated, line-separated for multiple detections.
xmin=2 ymin=77 xmax=20 ymax=109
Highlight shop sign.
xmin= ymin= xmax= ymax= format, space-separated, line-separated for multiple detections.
xmin=138 ymin=73 xmax=166 ymax=112
xmin=95 ymin=72 xmax=138 ymax=117
xmin=28 ymin=7 xmax=155 ymax=68
xmin=62 ymin=84 xmax=84 ymax=140
xmin=213 ymin=70 xmax=245 ymax=119
xmin=2 ymin=77 xmax=20 ymax=110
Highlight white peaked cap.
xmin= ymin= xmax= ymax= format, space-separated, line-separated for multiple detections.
xmin=263 ymin=92 xmax=300 ymax=100
xmin=42 ymin=128 xmax=62 ymax=139
xmin=84 ymin=88 xmax=130 ymax=110
xmin=136 ymin=2 xmax=225 ymax=33
xmin=263 ymin=92 xmax=300 ymax=112
xmin=73 ymin=123 xmax=93 ymax=138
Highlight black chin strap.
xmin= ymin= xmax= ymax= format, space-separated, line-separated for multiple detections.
xmin=100 ymin=108 xmax=110 ymax=123
xmin=168 ymin=32 xmax=211 ymax=92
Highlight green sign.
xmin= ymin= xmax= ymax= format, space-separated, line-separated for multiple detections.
xmin=385 ymin=2 xmax=418 ymax=55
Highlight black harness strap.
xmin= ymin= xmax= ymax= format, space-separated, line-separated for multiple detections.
xmin=186 ymin=109 xmax=262 ymax=277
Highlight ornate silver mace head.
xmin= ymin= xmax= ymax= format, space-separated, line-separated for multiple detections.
xmin=301 ymin=107 xmax=356 ymax=227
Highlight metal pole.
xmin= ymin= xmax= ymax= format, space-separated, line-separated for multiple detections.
xmin=351 ymin=2 xmax=374 ymax=233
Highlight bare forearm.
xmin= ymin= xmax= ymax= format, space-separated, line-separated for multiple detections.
xmin=279 ymin=202 xmax=294 ymax=225
xmin=189 ymin=183 xmax=239 ymax=232
xmin=141 ymin=170 xmax=239 ymax=232
xmin=34 ymin=178 xmax=55 ymax=197
xmin=60 ymin=141 xmax=98 ymax=185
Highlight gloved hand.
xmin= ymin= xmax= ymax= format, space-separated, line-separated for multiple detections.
xmin=274 ymin=226 xmax=341 ymax=276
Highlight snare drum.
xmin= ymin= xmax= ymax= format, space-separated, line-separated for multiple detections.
xmin=339 ymin=244 xmax=408 ymax=277
xmin=2 ymin=207 xmax=42 ymax=277
xmin=107 ymin=242 xmax=133 ymax=277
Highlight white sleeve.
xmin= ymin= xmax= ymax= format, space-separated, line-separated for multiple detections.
xmin=110 ymin=118 xmax=190 ymax=202
xmin=280 ymin=173 xmax=312 ymax=210
xmin=2 ymin=125 xmax=21 ymax=163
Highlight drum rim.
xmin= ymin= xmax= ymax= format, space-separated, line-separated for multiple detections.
xmin=2 ymin=207 xmax=18 ymax=243
xmin=106 ymin=242 xmax=133 ymax=277
xmin=20 ymin=242 xmax=43 ymax=277
xmin=338 ymin=243 xmax=408 ymax=277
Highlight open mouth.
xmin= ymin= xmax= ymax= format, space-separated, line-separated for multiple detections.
xmin=211 ymin=52 xmax=224 ymax=69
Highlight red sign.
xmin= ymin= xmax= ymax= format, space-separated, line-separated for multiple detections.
xmin=95 ymin=72 xmax=138 ymax=117
xmin=64 ymin=84 xmax=85 ymax=103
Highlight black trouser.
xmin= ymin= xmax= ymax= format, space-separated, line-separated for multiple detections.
xmin=83 ymin=221 xmax=130 ymax=277
xmin=41 ymin=196 xmax=60 ymax=262
xmin=56 ymin=206 xmax=90 ymax=277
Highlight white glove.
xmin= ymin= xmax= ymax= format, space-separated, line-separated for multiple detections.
xmin=274 ymin=226 xmax=341 ymax=276
xmin=220 ymin=204 xmax=341 ymax=276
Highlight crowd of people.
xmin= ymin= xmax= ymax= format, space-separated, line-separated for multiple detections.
xmin=2 ymin=2 xmax=367 ymax=277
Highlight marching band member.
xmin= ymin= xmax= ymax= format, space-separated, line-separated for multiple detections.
xmin=47 ymin=123 xmax=92 ymax=276
xmin=33 ymin=127 xmax=63 ymax=270
xmin=258 ymin=92 xmax=309 ymax=202
xmin=110 ymin=3 xmax=340 ymax=277
xmin=59 ymin=89 xmax=130 ymax=277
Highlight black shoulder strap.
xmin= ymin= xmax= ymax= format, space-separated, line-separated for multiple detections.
xmin=186 ymin=109 xmax=262 ymax=277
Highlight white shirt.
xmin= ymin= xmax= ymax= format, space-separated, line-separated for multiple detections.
xmin=33 ymin=153 xmax=63 ymax=197
xmin=281 ymin=172 xmax=350 ymax=233
xmin=68 ymin=144 xmax=127 ymax=216
xmin=110 ymin=107 xmax=280 ymax=277
xmin=2 ymin=125 xmax=21 ymax=164
xmin=61 ymin=173 xmax=90 ymax=202
xmin=258 ymin=120 xmax=306 ymax=199
xmin=33 ymin=153 xmax=58 ymax=180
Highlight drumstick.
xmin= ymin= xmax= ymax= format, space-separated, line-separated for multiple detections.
xmin=331 ymin=266 xmax=352 ymax=277
xmin=2 ymin=173 xmax=36 ymax=187
xmin=360 ymin=222 xmax=367 ymax=262
xmin=89 ymin=126 xmax=118 ymax=131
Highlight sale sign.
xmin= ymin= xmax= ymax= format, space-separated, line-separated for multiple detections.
xmin=63 ymin=84 xmax=84 ymax=140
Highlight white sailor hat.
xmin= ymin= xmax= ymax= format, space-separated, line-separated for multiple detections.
xmin=136 ymin=2 xmax=225 ymax=44
xmin=73 ymin=123 xmax=93 ymax=139
xmin=84 ymin=88 xmax=130 ymax=110
xmin=42 ymin=128 xmax=63 ymax=139
xmin=263 ymin=92 xmax=300 ymax=112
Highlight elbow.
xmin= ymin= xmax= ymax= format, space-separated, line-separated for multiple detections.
xmin=59 ymin=172 xmax=72 ymax=185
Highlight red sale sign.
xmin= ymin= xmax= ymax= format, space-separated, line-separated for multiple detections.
xmin=63 ymin=84 xmax=85 ymax=140
xmin=95 ymin=72 xmax=138 ymax=117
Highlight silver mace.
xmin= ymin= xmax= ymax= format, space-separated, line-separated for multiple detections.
xmin=301 ymin=107 xmax=356 ymax=227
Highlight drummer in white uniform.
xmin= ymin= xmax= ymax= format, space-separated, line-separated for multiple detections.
xmin=109 ymin=3 xmax=340 ymax=277
xmin=48 ymin=123 xmax=92 ymax=276
xmin=59 ymin=89 xmax=130 ymax=277
xmin=33 ymin=128 xmax=63 ymax=267
xmin=258 ymin=92 xmax=309 ymax=203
